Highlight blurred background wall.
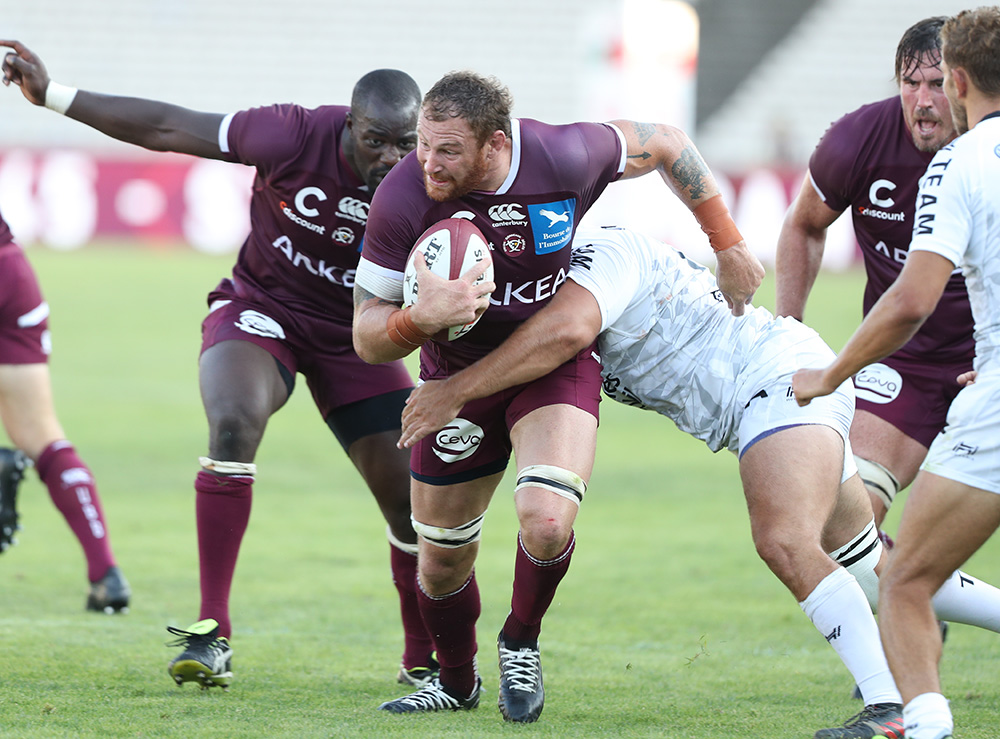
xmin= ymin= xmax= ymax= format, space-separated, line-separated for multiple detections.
xmin=0 ymin=0 xmax=977 ymax=265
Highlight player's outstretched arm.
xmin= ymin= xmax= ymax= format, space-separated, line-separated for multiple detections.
xmin=792 ymin=250 xmax=954 ymax=406
xmin=2 ymin=39 xmax=224 ymax=159
xmin=775 ymin=172 xmax=842 ymax=321
xmin=398 ymin=280 xmax=602 ymax=448
xmin=609 ymin=119 xmax=764 ymax=315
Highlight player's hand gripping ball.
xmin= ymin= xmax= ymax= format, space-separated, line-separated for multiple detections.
xmin=403 ymin=218 xmax=494 ymax=341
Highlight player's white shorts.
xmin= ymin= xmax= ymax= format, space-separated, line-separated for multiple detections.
xmin=736 ymin=325 xmax=858 ymax=484
xmin=921 ymin=370 xmax=1000 ymax=494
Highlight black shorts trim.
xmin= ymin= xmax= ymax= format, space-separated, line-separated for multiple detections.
xmin=326 ymin=387 xmax=411 ymax=451
xmin=410 ymin=456 xmax=509 ymax=486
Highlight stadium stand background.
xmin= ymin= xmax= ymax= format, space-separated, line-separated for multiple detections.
xmin=0 ymin=0 xmax=977 ymax=264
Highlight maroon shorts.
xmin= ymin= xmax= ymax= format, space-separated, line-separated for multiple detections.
xmin=853 ymin=352 xmax=972 ymax=448
xmin=410 ymin=345 xmax=602 ymax=485
xmin=201 ymin=279 xmax=414 ymax=442
xmin=0 ymin=243 xmax=51 ymax=365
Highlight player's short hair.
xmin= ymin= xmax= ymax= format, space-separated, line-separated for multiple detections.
xmin=351 ymin=69 xmax=421 ymax=114
xmin=942 ymin=7 xmax=1000 ymax=97
xmin=422 ymin=71 xmax=513 ymax=145
xmin=895 ymin=16 xmax=947 ymax=83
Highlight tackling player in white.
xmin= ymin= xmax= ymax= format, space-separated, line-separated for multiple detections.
xmin=401 ymin=225 xmax=1000 ymax=739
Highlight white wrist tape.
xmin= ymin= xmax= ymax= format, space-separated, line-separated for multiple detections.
xmin=44 ymin=81 xmax=78 ymax=115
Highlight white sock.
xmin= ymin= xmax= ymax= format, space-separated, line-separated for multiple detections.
xmin=903 ymin=692 xmax=952 ymax=739
xmin=799 ymin=567 xmax=901 ymax=705
xmin=932 ymin=569 xmax=1000 ymax=632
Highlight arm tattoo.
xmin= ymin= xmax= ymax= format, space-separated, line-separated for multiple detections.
xmin=631 ymin=121 xmax=656 ymax=147
xmin=353 ymin=285 xmax=399 ymax=310
xmin=671 ymin=146 xmax=710 ymax=200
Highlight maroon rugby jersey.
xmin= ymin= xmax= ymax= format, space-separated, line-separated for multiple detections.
xmin=363 ymin=118 xmax=624 ymax=366
xmin=221 ymin=104 xmax=368 ymax=325
xmin=809 ymin=97 xmax=974 ymax=362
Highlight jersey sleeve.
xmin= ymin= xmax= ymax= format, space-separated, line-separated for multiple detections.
xmin=221 ymin=104 xmax=307 ymax=173
xmin=571 ymin=122 xmax=626 ymax=203
xmin=569 ymin=228 xmax=641 ymax=332
xmin=907 ymin=144 xmax=969 ymax=269
xmin=807 ymin=113 xmax=863 ymax=213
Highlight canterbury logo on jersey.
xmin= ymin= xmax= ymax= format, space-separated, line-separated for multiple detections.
xmin=489 ymin=203 xmax=527 ymax=224
xmin=337 ymin=197 xmax=369 ymax=224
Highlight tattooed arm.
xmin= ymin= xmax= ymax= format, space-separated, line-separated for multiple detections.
xmin=611 ymin=120 xmax=717 ymax=205
xmin=608 ymin=119 xmax=764 ymax=315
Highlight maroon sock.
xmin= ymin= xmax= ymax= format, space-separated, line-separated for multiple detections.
xmin=195 ymin=469 xmax=253 ymax=638
xmin=502 ymin=530 xmax=576 ymax=643
xmin=36 ymin=441 xmax=115 ymax=583
xmin=390 ymin=543 xmax=435 ymax=670
xmin=417 ymin=573 xmax=481 ymax=696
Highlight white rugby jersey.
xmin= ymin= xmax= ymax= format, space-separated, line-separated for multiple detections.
xmin=908 ymin=114 xmax=1000 ymax=372
xmin=569 ymin=226 xmax=826 ymax=452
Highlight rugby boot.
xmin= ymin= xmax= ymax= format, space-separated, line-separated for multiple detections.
xmin=397 ymin=652 xmax=440 ymax=688
xmin=166 ymin=618 xmax=233 ymax=689
xmin=379 ymin=676 xmax=481 ymax=713
xmin=497 ymin=631 xmax=545 ymax=723
xmin=87 ymin=565 xmax=131 ymax=614
xmin=814 ymin=702 xmax=904 ymax=738
xmin=0 ymin=448 xmax=29 ymax=553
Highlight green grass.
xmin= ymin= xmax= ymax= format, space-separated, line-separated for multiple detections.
xmin=1 ymin=245 xmax=999 ymax=737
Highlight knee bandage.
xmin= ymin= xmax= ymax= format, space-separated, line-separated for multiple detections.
xmin=514 ymin=464 xmax=587 ymax=506
xmin=854 ymin=456 xmax=899 ymax=509
xmin=830 ymin=517 xmax=882 ymax=612
xmin=199 ymin=456 xmax=257 ymax=477
xmin=386 ymin=525 xmax=419 ymax=556
xmin=412 ymin=512 xmax=485 ymax=549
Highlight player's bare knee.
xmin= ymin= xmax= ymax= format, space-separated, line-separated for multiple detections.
xmin=879 ymin=550 xmax=940 ymax=599
xmin=752 ymin=528 xmax=814 ymax=585
xmin=519 ymin=518 xmax=574 ymax=560
xmin=209 ymin=415 xmax=265 ymax=460
xmin=415 ymin=544 xmax=477 ymax=595
xmin=369 ymin=480 xmax=413 ymax=528
xmin=878 ymin=564 xmax=934 ymax=608
xmin=753 ymin=536 xmax=796 ymax=579
xmin=514 ymin=464 xmax=583 ymax=553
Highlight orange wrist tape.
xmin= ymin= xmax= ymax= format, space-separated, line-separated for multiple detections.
xmin=693 ymin=195 xmax=743 ymax=252
xmin=387 ymin=306 xmax=432 ymax=349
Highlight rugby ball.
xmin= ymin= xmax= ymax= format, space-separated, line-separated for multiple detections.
xmin=403 ymin=218 xmax=493 ymax=341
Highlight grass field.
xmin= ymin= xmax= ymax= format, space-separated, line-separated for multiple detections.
xmin=2 ymin=245 xmax=999 ymax=738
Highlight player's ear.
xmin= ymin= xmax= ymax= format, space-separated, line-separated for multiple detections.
xmin=486 ymin=130 xmax=506 ymax=159
xmin=951 ymin=67 xmax=969 ymax=99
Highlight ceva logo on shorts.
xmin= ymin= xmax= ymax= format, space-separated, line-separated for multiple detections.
xmin=853 ymin=363 xmax=902 ymax=404
xmin=528 ymin=199 xmax=576 ymax=254
xmin=432 ymin=418 xmax=484 ymax=463
xmin=234 ymin=310 xmax=287 ymax=340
